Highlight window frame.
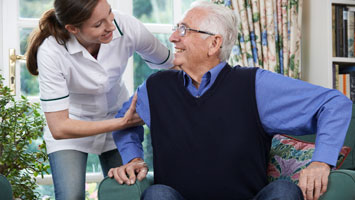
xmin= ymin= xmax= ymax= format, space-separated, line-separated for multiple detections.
xmin=115 ymin=0 xmax=180 ymax=95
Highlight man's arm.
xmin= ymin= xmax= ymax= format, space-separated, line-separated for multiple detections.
xmin=255 ymin=69 xmax=352 ymax=200
xmin=111 ymin=81 xmax=151 ymax=184
xmin=112 ymin=82 xmax=152 ymax=164
xmin=256 ymin=69 xmax=352 ymax=165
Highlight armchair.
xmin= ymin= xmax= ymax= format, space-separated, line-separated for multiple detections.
xmin=0 ymin=174 xmax=13 ymax=200
xmin=98 ymin=104 xmax=355 ymax=200
xmin=98 ymin=170 xmax=355 ymax=200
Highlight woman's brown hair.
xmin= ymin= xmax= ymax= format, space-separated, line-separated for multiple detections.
xmin=26 ymin=0 xmax=99 ymax=75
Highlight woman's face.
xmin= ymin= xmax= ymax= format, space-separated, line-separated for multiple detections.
xmin=71 ymin=0 xmax=116 ymax=48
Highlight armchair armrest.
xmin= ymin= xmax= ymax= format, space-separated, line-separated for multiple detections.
xmin=320 ymin=169 xmax=355 ymax=200
xmin=0 ymin=174 xmax=13 ymax=200
xmin=98 ymin=172 xmax=154 ymax=200
xmin=98 ymin=170 xmax=355 ymax=200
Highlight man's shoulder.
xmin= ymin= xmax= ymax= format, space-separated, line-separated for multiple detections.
xmin=231 ymin=65 xmax=259 ymax=72
xmin=226 ymin=65 xmax=259 ymax=79
xmin=147 ymin=69 xmax=181 ymax=80
xmin=146 ymin=70 xmax=182 ymax=90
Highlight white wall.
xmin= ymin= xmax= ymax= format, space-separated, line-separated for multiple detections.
xmin=0 ymin=0 xmax=3 ymax=75
xmin=301 ymin=0 xmax=331 ymax=88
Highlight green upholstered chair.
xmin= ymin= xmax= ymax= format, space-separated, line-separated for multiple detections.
xmin=292 ymin=104 xmax=355 ymax=171
xmin=320 ymin=169 xmax=355 ymax=200
xmin=98 ymin=170 xmax=355 ymax=200
xmin=0 ymin=174 xmax=13 ymax=200
xmin=98 ymin=104 xmax=355 ymax=200
xmin=98 ymin=172 xmax=153 ymax=200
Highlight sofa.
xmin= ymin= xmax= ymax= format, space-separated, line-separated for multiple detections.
xmin=98 ymin=104 xmax=355 ymax=200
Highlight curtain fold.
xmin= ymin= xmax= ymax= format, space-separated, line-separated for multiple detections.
xmin=212 ymin=0 xmax=303 ymax=78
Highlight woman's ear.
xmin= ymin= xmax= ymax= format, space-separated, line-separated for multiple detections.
xmin=65 ymin=24 xmax=79 ymax=34
xmin=208 ymin=35 xmax=223 ymax=57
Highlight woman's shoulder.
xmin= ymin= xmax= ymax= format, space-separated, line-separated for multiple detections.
xmin=38 ymin=36 xmax=67 ymax=56
xmin=113 ymin=10 xmax=138 ymax=21
xmin=113 ymin=10 xmax=143 ymax=30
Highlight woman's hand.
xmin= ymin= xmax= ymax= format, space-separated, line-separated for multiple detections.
xmin=121 ymin=92 xmax=145 ymax=129
xmin=45 ymin=92 xmax=144 ymax=139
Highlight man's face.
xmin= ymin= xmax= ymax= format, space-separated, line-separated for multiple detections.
xmin=169 ymin=8 xmax=211 ymax=70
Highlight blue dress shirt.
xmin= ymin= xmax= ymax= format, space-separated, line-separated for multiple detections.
xmin=113 ymin=62 xmax=353 ymax=166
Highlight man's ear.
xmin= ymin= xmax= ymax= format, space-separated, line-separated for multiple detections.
xmin=208 ymin=35 xmax=223 ymax=57
xmin=65 ymin=24 xmax=79 ymax=34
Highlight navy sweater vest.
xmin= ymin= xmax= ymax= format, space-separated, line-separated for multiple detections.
xmin=146 ymin=64 xmax=272 ymax=200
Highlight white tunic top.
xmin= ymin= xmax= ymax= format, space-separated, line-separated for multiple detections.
xmin=37 ymin=11 xmax=173 ymax=155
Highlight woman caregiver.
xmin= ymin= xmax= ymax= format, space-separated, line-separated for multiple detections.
xmin=25 ymin=0 xmax=173 ymax=199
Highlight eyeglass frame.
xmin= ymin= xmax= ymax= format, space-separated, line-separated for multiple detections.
xmin=172 ymin=23 xmax=216 ymax=37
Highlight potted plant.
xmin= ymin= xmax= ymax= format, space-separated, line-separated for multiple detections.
xmin=0 ymin=75 xmax=49 ymax=199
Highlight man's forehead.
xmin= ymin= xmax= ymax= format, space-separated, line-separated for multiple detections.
xmin=179 ymin=8 xmax=205 ymax=27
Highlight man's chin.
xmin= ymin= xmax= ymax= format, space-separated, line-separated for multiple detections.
xmin=173 ymin=61 xmax=181 ymax=66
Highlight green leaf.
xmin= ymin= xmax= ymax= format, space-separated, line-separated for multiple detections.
xmin=0 ymin=73 xmax=47 ymax=199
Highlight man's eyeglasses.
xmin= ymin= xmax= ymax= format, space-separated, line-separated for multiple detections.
xmin=172 ymin=24 xmax=216 ymax=37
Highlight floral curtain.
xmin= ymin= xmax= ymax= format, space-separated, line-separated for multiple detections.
xmin=212 ymin=0 xmax=303 ymax=78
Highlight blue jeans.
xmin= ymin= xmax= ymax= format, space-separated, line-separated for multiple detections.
xmin=48 ymin=149 xmax=122 ymax=200
xmin=253 ymin=180 xmax=304 ymax=200
xmin=141 ymin=180 xmax=304 ymax=200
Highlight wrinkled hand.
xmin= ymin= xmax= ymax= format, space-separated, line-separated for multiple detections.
xmin=298 ymin=161 xmax=331 ymax=200
xmin=122 ymin=93 xmax=145 ymax=129
xmin=108 ymin=158 xmax=148 ymax=185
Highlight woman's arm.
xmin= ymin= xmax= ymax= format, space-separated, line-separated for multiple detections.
xmin=119 ymin=13 xmax=174 ymax=69
xmin=45 ymin=94 xmax=144 ymax=139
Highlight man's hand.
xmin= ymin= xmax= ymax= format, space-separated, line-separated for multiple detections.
xmin=108 ymin=158 xmax=148 ymax=185
xmin=298 ymin=161 xmax=331 ymax=200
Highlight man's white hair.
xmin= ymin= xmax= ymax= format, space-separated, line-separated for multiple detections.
xmin=188 ymin=1 xmax=238 ymax=62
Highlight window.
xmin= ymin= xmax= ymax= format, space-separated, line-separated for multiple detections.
xmin=2 ymin=0 xmax=207 ymax=199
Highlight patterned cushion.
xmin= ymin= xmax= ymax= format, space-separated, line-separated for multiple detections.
xmin=267 ymin=134 xmax=351 ymax=184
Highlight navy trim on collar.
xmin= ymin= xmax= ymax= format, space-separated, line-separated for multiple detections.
xmin=114 ymin=19 xmax=123 ymax=36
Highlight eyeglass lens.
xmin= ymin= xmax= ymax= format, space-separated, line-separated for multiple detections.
xmin=178 ymin=24 xmax=186 ymax=36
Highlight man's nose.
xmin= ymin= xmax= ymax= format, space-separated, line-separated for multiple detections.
xmin=169 ymin=30 xmax=180 ymax=43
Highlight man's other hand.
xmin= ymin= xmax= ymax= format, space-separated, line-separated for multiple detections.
xmin=108 ymin=158 xmax=148 ymax=185
xmin=298 ymin=161 xmax=331 ymax=200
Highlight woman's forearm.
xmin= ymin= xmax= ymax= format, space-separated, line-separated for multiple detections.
xmin=45 ymin=94 xmax=143 ymax=139
xmin=47 ymin=116 xmax=129 ymax=139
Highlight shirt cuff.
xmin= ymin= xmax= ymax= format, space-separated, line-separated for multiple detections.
xmin=119 ymin=142 xmax=144 ymax=164
xmin=40 ymin=97 xmax=69 ymax=112
xmin=311 ymin=142 xmax=341 ymax=166
xmin=112 ymin=126 xmax=144 ymax=164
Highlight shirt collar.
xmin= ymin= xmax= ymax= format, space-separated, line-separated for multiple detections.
xmin=66 ymin=34 xmax=84 ymax=55
xmin=65 ymin=27 xmax=122 ymax=55
xmin=183 ymin=61 xmax=227 ymax=86
xmin=113 ymin=18 xmax=124 ymax=38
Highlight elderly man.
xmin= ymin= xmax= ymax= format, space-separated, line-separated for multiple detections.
xmin=108 ymin=1 xmax=352 ymax=200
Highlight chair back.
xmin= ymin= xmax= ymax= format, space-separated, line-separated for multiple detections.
xmin=0 ymin=174 xmax=13 ymax=200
